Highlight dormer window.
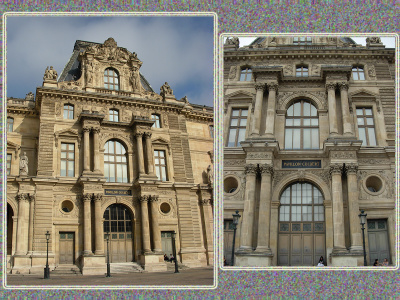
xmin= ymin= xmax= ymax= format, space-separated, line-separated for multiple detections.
xmin=240 ymin=68 xmax=252 ymax=81
xmin=104 ymin=68 xmax=119 ymax=90
xmin=352 ymin=66 xmax=365 ymax=80
xmin=109 ymin=109 xmax=119 ymax=122
xmin=293 ymin=37 xmax=312 ymax=45
xmin=296 ymin=65 xmax=309 ymax=77
xmin=151 ymin=114 xmax=161 ymax=128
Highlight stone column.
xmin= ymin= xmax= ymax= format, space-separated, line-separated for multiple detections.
xmin=139 ymin=196 xmax=151 ymax=253
xmin=339 ymin=82 xmax=353 ymax=135
xmin=239 ymin=164 xmax=257 ymax=250
xmin=83 ymin=194 xmax=93 ymax=255
xmin=144 ymin=132 xmax=155 ymax=175
xmin=200 ymin=198 xmax=213 ymax=257
xmin=12 ymin=216 xmax=18 ymax=255
xmin=256 ymin=164 xmax=273 ymax=252
xmin=264 ymin=82 xmax=278 ymax=138
xmin=136 ymin=133 xmax=145 ymax=176
xmin=83 ymin=127 xmax=91 ymax=172
xmin=149 ymin=195 xmax=162 ymax=252
xmin=251 ymin=83 xmax=265 ymax=136
xmin=94 ymin=194 xmax=104 ymax=255
xmin=329 ymin=164 xmax=346 ymax=252
xmin=92 ymin=128 xmax=101 ymax=173
xmin=345 ymin=164 xmax=363 ymax=252
xmin=326 ymin=83 xmax=338 ymax=135
xmin=15 ymin=194 xmax=29 ymax=255
xmin=27 ymin=194 xmax=35 ymax=254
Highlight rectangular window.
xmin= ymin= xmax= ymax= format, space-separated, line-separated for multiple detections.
xmin=61 ymin=143 xmax=75 ymax=177
xmin=352 ymin=67 xmax=365 ymax=80
xmin=109 ymin=109 xmax=119 ymax=122
xmin=240 ymin=68 xmax=252 ymax=81
xmin=151 ymin=114 xmax=161 ymax=128
xmin=63 ymin=104 xmax=74 ymax=119
xmin=7 ymin=118 xmax=13 ymax=132
xmin=7 ymin=154 xmax=12 ymax=176
xmin=209 ymin=125 xmax=214 ymax=138
xmin=154 ymin=150 xmax=168 ymax=181
xmin=294 ymin=37 xmax=312 ymax=45
xmin=356 ymin=108 xmax=377 ymax=146
xmin=227 ymin=108 xmax=248 ymax=147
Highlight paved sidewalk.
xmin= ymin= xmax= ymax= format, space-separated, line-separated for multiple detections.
xmin=6 ymin=267 xmax=214 ymax=287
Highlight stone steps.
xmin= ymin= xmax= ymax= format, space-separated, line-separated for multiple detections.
xmin=109 ymin=262 xmax=144 ymax=273
xmin=51 ymin=264 xmax=82 ymax=276
xmin=165 ymin=262 xmax=190 ymax=271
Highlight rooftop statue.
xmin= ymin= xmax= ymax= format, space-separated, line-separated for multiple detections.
xmin=160 ymin=82 xmax=173 ymax=96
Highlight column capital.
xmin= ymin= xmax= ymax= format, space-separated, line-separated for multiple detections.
xmin=83 ymin=193 xmax=92 ymax=202
xmin=143 ymin=132 xmax=152 ymax=139
xmin=139 ymin=195 xmax=150 ymax=202
xmin=339 ymin=81 xmax=349 ymax=91
xmin=17 ymin=193 xmax=29 ymax=202
xmin=93 ymin=193 xmax=103 ymax=202
xmin=345 ymin=163 xmax=358 ymax=174
xmin=254 ymin=82 xmax=266 ymax=91
xmin=259 ymin=164 xmax=274 ymax=176
xmin=199 ymin=199 xmax=212 ymax=206
xmin=28 ymin=194 xmax=36 ymax=202
xmin=325 ymin=82 xmax=337 ymax=91
xmin=267 ymin=82 xmax=278 ymax=91
xmin=329 ymin=164 xmax=343 ymax=176
xmin=244 ymin=164 xmax=258 ymax=175
xmin=135 ymin=132 xmax=144 ymax=138
xmin=92 ymin=127 xmax=101 ymax=134
xmin=83 ymin=127 xmax=91 ymax=133
xmin=149 ymin=195 xmax=159 ymax=202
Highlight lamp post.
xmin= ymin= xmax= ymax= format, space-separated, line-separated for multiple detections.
xmin=44 ymin=231 xmax=50 ymax=279
xmin=106 ymin=231 xmax=111 ymax=277
xmin=171 ymin=231 xmax=179 ymax=273
xmin=231 ymin=210 xmax=241 ymax=266
xmin=359 ymin=210 xmax=368 ymax=266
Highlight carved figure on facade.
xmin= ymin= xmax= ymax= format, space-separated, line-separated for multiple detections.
xmin=85 ymin=61 xmax=93 ymax=85
xmin=366 ymin=37 xmax=381 ymax=44
xmin=43 ymin=66 xmax=58 ymax=80
xmin=130 ymin=66 xmax=142 ymax=92
xmin=225 ymin=37 xmax=239 ymax=47
xmin=207 ymin=165 xmax=214 ymax=186
xmin=25 ymin=92 xmax=34 ymax=101
xmin=229 ymin=66 xmax=237 ymax=79
xmin=19 ymin=152 xmax=29 ymax=176
xmin=368 ymin=65 xmax=376 ymax=78
xmin=181 ymin=96 xmax=189 ymax=104
xmin=283 ymin=64 xmax=293 ymax=76
xmin=160 ymin=82 xmax=173 ymax=96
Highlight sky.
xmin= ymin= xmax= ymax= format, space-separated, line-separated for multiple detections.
xmin=235 ymin=36 xmax=396 ymax=48
xmin=6 ymin=15 xmax=214 ymax=107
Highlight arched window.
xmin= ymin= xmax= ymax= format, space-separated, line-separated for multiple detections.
xmin=104 ymin=140 xmax=128 ymax=183
xmin=352 ymin=66 xmax=365 ymax=80
xmin=151 ymin=114 xmax=161 ymax=128
xmin=296 ymin=65 xmax=308 ymax=77
xmin=285 ymin=100 xmax=319 ymax=150
xmin=104 ymin=68 xmax=119 ymax=90
xmin=63 ymin=104 xmax=74 ymax=119
xmin=7 ymin=117 xmax=14 ymax=132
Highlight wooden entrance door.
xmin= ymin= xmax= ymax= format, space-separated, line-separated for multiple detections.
xmin=278 ymin=182 xmax=326 ymax=266
xmin=59 ymin=232 xmax=74 ymax=264
xmin=103 ymin=204 xmax=134 ymax=263
xmin=161 ymin=232 xmax=173 ymax=256
xmin=223 ymin=220 xmax=234 ymax=265
xmin=368 ymin=219 xmax=390 ymax=265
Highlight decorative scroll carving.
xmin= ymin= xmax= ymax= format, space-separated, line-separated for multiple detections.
xmin=255 ymin=83 xmax=266 ymax=91
xmin=339 ymin=82 xmax=349 ymax=91
xmin=247 ymin=152 xmax=272 ymax=160
xmin=325 ymin=83 xmax=336 ymax=91
xmin=83 ymin=193 xmax=92 ymax=202
xmin=329 ymin=164 xmax=343 ymax=177
xmin=244 ymin=164 xmax=257 ymax=175
xmin=224 ymin=159 xmax=246 ymax=166
xmin=344 ymin=163 xmax=358 ymax=175
xmin=259 ymin=164 xmax=274 ymax=176
xmin=331 ymin=151 xmax=356 ymax=159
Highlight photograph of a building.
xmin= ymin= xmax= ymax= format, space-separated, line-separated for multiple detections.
xmin=223 ymin=36 xmax=396 ymax=267
xmin=5 ymin=16 xmax=214 ymax=278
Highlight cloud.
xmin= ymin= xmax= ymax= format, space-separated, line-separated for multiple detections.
xmin=6 ymin=15 xmax=214 ymax=107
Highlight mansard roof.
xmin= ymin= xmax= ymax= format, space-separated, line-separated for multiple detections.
xmin=58 ymin=39 xmax=154 ymax=92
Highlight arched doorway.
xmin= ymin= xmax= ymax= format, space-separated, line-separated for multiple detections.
xmin=103 ymin=204 xmax=134 ymax=263
xmin=278 ymin=182 xmax=325 ymax=266
xmin=7 ymin=203 xmax=14 ymax=255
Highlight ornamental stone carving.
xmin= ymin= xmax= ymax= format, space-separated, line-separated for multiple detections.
xmin=225 ymin=37 xmax=239 ymax=47
xmin=255 ymin=83 xmax=266 ymax=91
xmin=345 ymin=163 xmax=358 ymax=175
xmin=130 ymin=66 xmax=143 ymax=92
xmin=247 ymin=152 xmax=272 ymax=160
xmin=339 ymin=82 xmax=349 ymax=91
xmin=267 ymin=82 xmax=278 ymax=91
xmin=160 ymin=82 xmax=173 ymax=97
xmin=259 ymin=164 xmax=274 ymax=176
xmin=17 ymin=193 xmax=29 ymax=202
xmin=244 ymin=164 xmax=257 ymax=175
xmin=207 ymin=165 xmax=214 ymax=186
xmin=83 ymin=193 xmax=92 ymax=202
xmin=19 ymin=152 xmax=29 ymax=176
xmin=329 ymin=164 xmax=343 ymax=176
xmin=93 ymin=194 xmax=103 ymax=202
xmin=283 ymin=64 xmax=293 ymax=76
xmin=368 ymin=65 xmax=376 ymax=78
xmin=224 ymin=159 xmax=246 ymax=166
xmin=326 ymin=83 xmax=336 ymax=91
xmin=229 ymin=66 xmax=237 ymax=80
xmin=139 ymin=195 xmax=150 ymax=202
xmin=149 ymin=195 xmax=159 ymax=202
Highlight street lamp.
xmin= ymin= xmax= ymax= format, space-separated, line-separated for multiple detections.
xmin=105 ymin=231 xmax=111 ymax=277
xmin=44 ymin=231 xmax=50 ymax=279
xmin=231 ymin=210 xmax=241 ymax=266
xmin=358 ymin=209 xmax=368 ymax=266
xmin=171 ymin=231 xmax=179 ymax=273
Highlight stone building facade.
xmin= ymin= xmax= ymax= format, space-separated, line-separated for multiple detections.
xmin=223 ymin=36 xmax=395 ymax=267
xmin=6 ymin=38 xmax=213 ymax=274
